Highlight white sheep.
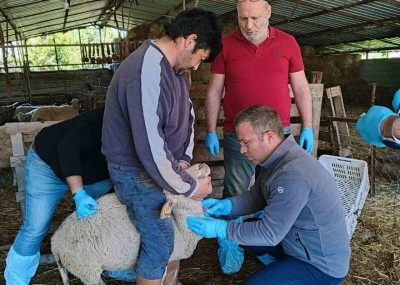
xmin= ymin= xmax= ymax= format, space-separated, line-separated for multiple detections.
xmin=14 ymin=100 xmax=80 ymax=122
xmin=51 ymin=163 xmax=210 ymax=285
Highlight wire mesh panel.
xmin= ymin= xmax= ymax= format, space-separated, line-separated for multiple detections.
xmin=319 ymin=155 xmax=370 ymax=237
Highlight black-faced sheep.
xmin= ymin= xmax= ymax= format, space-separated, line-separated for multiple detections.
xmin=51 ymin=163 xmax=210 ymax=285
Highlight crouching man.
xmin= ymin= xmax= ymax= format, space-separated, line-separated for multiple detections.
xmin=187 ymin=105 xmax=351 ymax=285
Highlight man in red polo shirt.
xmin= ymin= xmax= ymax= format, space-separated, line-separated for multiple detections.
xmin=204 ymin=0 xmax=313 ymax=275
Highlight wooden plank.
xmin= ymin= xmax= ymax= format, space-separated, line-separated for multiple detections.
xmin=209 ymin=165 xmax=225 ymax=180
xmin=311 ymin=85 xmax=323 ymax=157
xmin=195 ymin=106 xmax=224 ymax=121
xmin=195 ymin=126 xmax=224 ymax=141
xmin=10 ymin=133 xmax=24 ymax=156
xmin=192 ymin=145 xmax=224 ymax=163
xmin=290 ymin=103 xmax=299 ymax=117
xmin=325 ymin=86 xmax=351 ymax=156
xmin=10 ymin=155 xmax=26 ymax=167
xmin=5 ymin=121 xmax=59 ymax=134
xmin=289 ymin=84 xmax=324 ymax=157
xmin=291 ymin=123 xmax=302 ymax=136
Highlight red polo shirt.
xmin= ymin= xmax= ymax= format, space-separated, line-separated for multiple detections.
xmin=210 ymin=27 xmax=304 ymax=131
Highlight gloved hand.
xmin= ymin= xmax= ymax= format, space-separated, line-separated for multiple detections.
xmin=356 ymin=105 xmax=396 ymax=147
xmin=205 ymin=132 xmax=220 ymax=157
xmin=202 ymin=198 xmax=232 ymax=217
xmin=299 ymin=128 xmax=314 ymax=154
xmin=73 ymin=189 xmax=99 ymax=219
xmin=217 ymin=216 xmax=244 ymax=275
xmin=187 ymin=216 xmax=228 ymax=239
xmin=391 ymin=88 xmax=400 ymax=113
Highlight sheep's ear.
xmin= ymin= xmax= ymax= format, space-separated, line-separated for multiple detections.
xmin=160 ymin=191 xmax=177 ymax=219
xmin=160 ymin=198 xmax=173 ymax=219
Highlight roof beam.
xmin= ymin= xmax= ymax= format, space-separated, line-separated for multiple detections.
xmin=274 ymin=0 xmax=379 ymax=27
xmin=312 ymin=35 xmax=400 ymax=50
xmin=63 ymin=0 xmax=71 ymax=30
xmin=152 ymin=0 xmax=198 ymax=23
xmin=286 ymin=0 xmax=379 ymax=22
xmin=297 ymin=15 xmax=400 ymax=39
xmin=0 ymin=7 xmax=23 ymax=42
xmin=97 ymin=0 xmax=123 ymax=28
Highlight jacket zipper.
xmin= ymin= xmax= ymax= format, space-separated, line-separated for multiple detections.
xmin=294 ymin=232 xmax=311 ymax=260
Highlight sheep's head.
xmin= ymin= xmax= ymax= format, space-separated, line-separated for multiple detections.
xmin=184 ymin=163 xmax=210 ymax=178
xmin=160 ymin=163 xmax=210 ymax=219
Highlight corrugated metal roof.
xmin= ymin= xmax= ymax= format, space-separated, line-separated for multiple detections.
xmin=0 ymin=0 xmax=399 ymax=54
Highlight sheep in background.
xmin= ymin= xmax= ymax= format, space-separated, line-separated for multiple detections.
xmin=31 ymin=105 xmax=78 ymax=122
xmin=51 ymin=163 xmax=210 ymax=285
xmin=14 ymin=99 xmax=80 ymax=122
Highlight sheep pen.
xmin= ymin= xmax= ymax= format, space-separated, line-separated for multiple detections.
xmin=1 ymin=116 xmax=400 ymax=284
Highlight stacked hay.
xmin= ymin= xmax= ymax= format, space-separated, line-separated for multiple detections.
xmin=302 ymin=52 xmax=373 ymax=105
xmin=343 ymin=182 xmax=400 ymax=284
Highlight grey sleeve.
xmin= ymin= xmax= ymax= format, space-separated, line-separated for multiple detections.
xmin=227 ymin=171 xmax=311 ymax=246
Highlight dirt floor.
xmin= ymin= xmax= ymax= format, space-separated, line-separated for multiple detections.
xmin=0 ymin=165 xmax=400 ymax=285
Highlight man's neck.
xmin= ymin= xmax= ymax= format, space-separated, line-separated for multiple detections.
xmin=154 ymin=36 xmax=182 ymax=67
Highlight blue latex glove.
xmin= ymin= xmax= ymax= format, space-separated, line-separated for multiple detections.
xmin=103 ymin=269 xmax=136 ymax=282
xmin=356 ymin=105 xmax=396 ymax=148
xmin=217 ymin=216 xmax=244 ymax=275
xmin=391 ymin=88 xmax=400 ymax=113
xmin=202 ymin=198 xmax=232 ymax=217
xmin=205 ymin=132 xmax=220 ymax=157
xmin=73 ymin=189 xmax=99 ymax=219
xmin=187 ymin=216 xmax=228 ymax=239
xmin=299 ymin=128 xmax=314 ymax=154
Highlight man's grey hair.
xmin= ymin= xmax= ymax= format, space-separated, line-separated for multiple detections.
xmin=234 ymin=105 xmax=284 ymax=139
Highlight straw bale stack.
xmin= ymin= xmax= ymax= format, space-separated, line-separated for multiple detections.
xmin=300 ymin=45 xmax=315 ymax=58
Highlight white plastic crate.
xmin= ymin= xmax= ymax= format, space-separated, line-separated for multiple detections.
xmin=319 ymin=155 xmax=370 ymax=238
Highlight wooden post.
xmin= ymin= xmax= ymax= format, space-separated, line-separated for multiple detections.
xmin=0 ymin=24 xmax=12 ymax=103
xmin=370 ymin=83 xmax=377 ymax=196
xmin=23 ymin=39 xmax=32 ymax=103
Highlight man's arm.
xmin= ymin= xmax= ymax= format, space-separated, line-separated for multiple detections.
xmin=67 ymin=174 xmax=100 ymax=219
xmin=289 ymin=70 xmax=312 ymax=129
xmin=206 ymin=74 xmax=225 ymax=132
xmin=66 ymin=175 xmax=84 ymax=195
xmin=380 ymin=115 xmax=400 ymax=139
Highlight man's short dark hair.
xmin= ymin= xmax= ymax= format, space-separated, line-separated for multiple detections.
xmin=165 ymin=8 xmax=222 ymax=62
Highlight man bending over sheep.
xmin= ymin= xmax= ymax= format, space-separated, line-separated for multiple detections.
xmin=187 ymin=105 xmax=351 ymax=285
xmin=101 ymin=8 xmax=222 ymax=285
xmin=4 ymin=107 xmax=133 ymax=285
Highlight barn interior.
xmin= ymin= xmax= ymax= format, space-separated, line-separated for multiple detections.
xmin=0 ymin=0 xmax=400 ymax=284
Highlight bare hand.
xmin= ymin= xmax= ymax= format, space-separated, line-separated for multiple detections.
xmin=178 ymin=161 xmax=190 ymax=170
xmin=191 ymin=176 xmax=212 ymax=201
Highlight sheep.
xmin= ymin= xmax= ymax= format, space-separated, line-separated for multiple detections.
xmin=31 ymin=105 xmax=79 ymax=122
xmin=14 ymin=99 xmax=80 ymax=122
xmin=51 ymin=163 xmax=210 ymax=285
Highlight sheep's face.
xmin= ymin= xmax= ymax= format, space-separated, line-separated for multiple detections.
xmin=185 ymin=163 xmax=210 ymax=178
xmin=160 ymin=163 xmax=210 ymax=219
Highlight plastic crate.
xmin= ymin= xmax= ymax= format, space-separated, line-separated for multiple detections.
xmin=319 ymin=155 xmax=370 ymax=238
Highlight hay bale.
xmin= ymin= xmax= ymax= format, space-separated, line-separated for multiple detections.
xmin=300 ymin=45 xmax=315 ymax=58
xmin=222 ymin=22 xmax=237 ymax=36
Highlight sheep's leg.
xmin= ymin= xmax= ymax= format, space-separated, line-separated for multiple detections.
xmin=163 ymin=260 xmax=182 ymax=285
xmin=53 ymin=253 xmax=70 ymax=285
xmin=72 ymin=267 xmax=105 ymax=285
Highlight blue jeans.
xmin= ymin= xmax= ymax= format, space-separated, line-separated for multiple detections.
xmin=223 ymin=132 xmax=255 ymax=197
xmin=244 ymin=244 xmax=345 ymax=285
xmin=13 ymin=148 xmax=113 ymax=256
xmin=108 ymin=165 xmax=174 ymax=280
